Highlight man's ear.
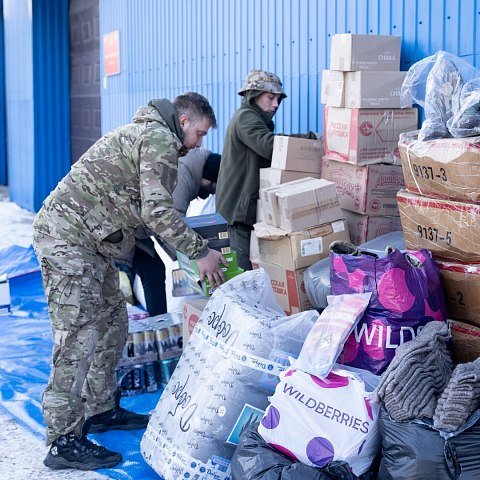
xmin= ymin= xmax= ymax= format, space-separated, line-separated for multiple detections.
xmin=179 ymin=114 xmax=189 ymax=128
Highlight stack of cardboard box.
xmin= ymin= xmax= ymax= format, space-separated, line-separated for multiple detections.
xmin=321 ymin=33 xmax=418 ymax=244
xmin=396 ymin=131 xmax=480 ymax=362
xmin=252 ymin=174 xmax=350 ymax=315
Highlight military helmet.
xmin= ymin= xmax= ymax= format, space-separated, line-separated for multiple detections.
xmin=238 ymin=68 xmax=287 ymax=98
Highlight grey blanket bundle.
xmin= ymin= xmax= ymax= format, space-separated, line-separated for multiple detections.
xmin=375 ymin=321 xmax=453 ymax=422
xmin=433 ymin=359 xmax=480 ymax=431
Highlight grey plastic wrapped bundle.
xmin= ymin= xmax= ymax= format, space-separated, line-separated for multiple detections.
xmin=304 ymin=232 xmax=405 ymax=310
xmin=401 ymin=50 xmax=480 ymax=140
xmin=141 ymin=268 xmax=318 ymax=480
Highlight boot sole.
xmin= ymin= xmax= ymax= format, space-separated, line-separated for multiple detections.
xmin=89 ymin=422 xmax=149 ymax=433
xmin=44 ymin=453 xmax=122 ymax=470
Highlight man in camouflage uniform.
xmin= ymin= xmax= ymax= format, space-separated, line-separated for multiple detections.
xmin=33 ymin=92 xmax=225 ymax=470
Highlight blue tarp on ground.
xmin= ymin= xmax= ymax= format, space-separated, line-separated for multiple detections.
xmin=0 ymin=245 xmax=163 ymax=479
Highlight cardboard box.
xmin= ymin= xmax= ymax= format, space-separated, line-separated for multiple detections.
xmin=437 ymin=261 xmax=480 ymax=327
xmin=176 ymin=250 xmax=238 ymax=279
xmin=201 ymin=267 xmax=245 ymax=297
xmin=256 ymin=199 xmax=265 ymax=223
xmin=0 ymin=274 xmax=11 ymax=315
xmin=330 ymin=34 xmax=401 ymax=71
xmin=324 ymin=106 xmax=418 ymax=165
xmin=449 ymin=320 xmax=480 ymax=364
xmin=343 ymin=210 xmax=402 ymax=245
xmin=344 ymin=71 xmax=408 ymax=108
xmin=259 ymin=167 xmax=321 ymax=189
xmin=397 ymin=190 xmax=480 ymax=264
xmin=253 ymin=219 xmax=349 ymax=269
xmin=182 ymin=297 xmax=209 ymax=344
xmin=321 ymin=70 xmax=345 ymax=107
xmin=271 ymin=136 xmax=324 ymax=173
xmin=184 ymin=213 xmax=230 ymax=253
xmin=322 ymin=157 xmax=404 ymax=215
xmin=398 ymin=131 xmax=480 ymax=204
xmin=252 ymin=260 xmax=312 ymax=315
xmin=260 ymin=177 xmax=343 ymax=232
xmin=250 ymin=230 xmax=260 ymax=263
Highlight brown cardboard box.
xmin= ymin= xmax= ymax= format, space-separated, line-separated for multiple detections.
xmin=271 ymin=136 xmax=324 ymax=173
xmin=250 ymin=230 xmax=260 ymax=263
xmin=343 ymin=210 xmax=402 ymax=245
xmin=253 ymin=219 xmax=349 ymax=269
xmin=182 ymin=297 xmax=208 ymax=344
xmin=330 ymin=34 xmax=401 ymax=71
xmin=449 ymin=320 xmax=480 ymax=364
xmin=322 ymin=157 xmax=404 ymax=215
xmin=252 ymin=260 xmax=312 ymax=315
xmin=344 ymin=71 xmax=408 ymax=108
xmin=256 ymin=199 xmax=265 ymax=223
xmin=437 ymin=260 xmax=480 ymax=327
xmin=260 ymin=177 xmax=343 ymax=232
xmin=397 ymin=189 xmax=480 ymax=264
xmin=398 ymin=131 xmax=480 ymax=204
xmin=321 ymin=70 xmax=345 ymax=107
xmin=324 ymin=106 xmax=418 ymax=165
xmin=259 ymin=167 xmax=321 ymax=189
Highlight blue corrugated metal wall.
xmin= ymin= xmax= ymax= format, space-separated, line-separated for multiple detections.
xmin=3 ymin=0 xmax=70 ymax=211
xmin=0 ymin=0 xmax=7 ymax=186
xmin=3 ymin=0 xmax=34 ymax=209
xmin=32 ymin=0 xmax=70 ymax=211
xmin=99 ymin=0 xmax=480 ymax=154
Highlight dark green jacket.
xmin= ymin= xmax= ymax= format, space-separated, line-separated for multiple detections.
xmin=216 ymin=91 xmax=277 ymax=227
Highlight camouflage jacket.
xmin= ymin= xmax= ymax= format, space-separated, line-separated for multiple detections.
xmin=33 ymin=100 xmax=208 ymax=259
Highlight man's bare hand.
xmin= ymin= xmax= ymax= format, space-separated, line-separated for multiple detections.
xmin=197 ymin=248 xmax=227 ymax=286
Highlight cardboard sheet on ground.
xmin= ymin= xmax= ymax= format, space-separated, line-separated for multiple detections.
xmin=0 ymin=245 xmax=163 ymax=479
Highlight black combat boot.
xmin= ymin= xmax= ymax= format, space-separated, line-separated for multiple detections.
xmin=88 ymin=405 xmax=150 ymax=433
xmin=43 ymin=432 xmax=122 ymax=470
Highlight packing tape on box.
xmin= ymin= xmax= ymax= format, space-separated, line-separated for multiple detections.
xmin=405 ymin=142 xmax=425 ymax=197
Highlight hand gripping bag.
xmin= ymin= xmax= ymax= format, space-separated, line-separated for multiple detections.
xmin=141 ymin=269 xmax=318 ymax=480
xmin=330 ymin=245 xmax=447 ymax=374
xmin=258 ymin=366 xmax=380 ymax=476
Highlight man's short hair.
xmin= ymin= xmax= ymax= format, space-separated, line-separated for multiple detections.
xmin=173 ymin=92 xmax=217 ymax=128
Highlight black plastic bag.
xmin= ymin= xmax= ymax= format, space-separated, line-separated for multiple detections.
xmin=231 ymin=422 xmax=368 ymax=480
xmin=378 ymin=408 xmax=480 ymax=479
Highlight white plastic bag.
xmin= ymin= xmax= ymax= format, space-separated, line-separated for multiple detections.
xmin=294 ymin=293 xmax=371 ymax=378
xmin=141 ymin=269 xmax=318 ymax=480
xmin=258 ymin=365 xmax=380 ymax=476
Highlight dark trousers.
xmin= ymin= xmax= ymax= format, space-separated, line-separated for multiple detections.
xmin=228 ymin=223 xmax=253 ymax=271
xmin=129 ymin=246 xmax=167 ymax=316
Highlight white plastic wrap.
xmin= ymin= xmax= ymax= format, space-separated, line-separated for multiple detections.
xmin=258 ymin=366 xmax=380 ymax=476
xmin=141 ymin=269 xmax=318 ymax=480
xmin=447 ymin=77 xmax=480 ymax=138
xmin=294 ymin=293 xmax=372 ymax=379
xmin=401 ymin=50 xmax=480 ymax=140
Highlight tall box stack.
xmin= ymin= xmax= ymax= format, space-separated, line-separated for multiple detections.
xmin=254 ymin=177 xmax=350 ymax=315
xmin=321 ymin=33 xmax=416 ymax=244
xmin=396 ymin=131 xmax=480 ymax=361
xmin=256 ymin=136 xmax=325 ymax=252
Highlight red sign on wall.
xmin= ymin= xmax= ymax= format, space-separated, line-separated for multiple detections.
xmin=103 ymin=30 xmax=120 ymax=76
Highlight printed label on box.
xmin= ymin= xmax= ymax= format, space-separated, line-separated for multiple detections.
xmin=300 ymin=237 xmax=323 ymax=257
xmin=332 ymin=220 xmax=346 ymax=233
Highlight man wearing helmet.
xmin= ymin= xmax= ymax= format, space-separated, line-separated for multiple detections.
xmin=216 ymin=69 xmax=315 ymax=270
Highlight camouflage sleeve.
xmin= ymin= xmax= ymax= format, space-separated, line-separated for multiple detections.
xmin=137 ymin=128 xmax=208 ymax=259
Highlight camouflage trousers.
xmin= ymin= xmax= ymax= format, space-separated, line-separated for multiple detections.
xmin=33 ymin=233 xmax=128 ymax=445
